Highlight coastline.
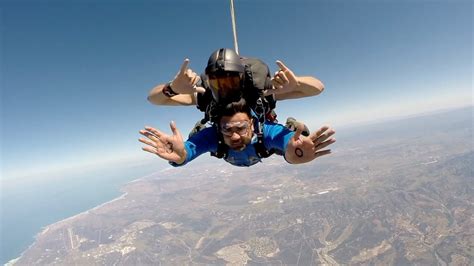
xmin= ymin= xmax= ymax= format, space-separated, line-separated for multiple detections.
xmin=5 ymin=171 xmax=160 ymax=266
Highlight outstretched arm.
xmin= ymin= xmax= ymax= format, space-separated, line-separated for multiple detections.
xmin=147 ymin=84 xmax=196 ymax=105
xmin=147 ymin=59 xmax=206 ymax=106
xmin=139 ymin=121 xmax=187 ymax=164
xmin=284 ymin=125 xmax=336 ymax=164
xmin=266 ymin=60 xmax=325 ymax=100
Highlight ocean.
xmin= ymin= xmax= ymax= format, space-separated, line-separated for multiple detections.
xmin=0 ymin=159 xmax=164 ymax=264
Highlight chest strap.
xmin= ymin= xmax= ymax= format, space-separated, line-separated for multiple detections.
xmin=210 ymin=131 xmax=274 ymax=159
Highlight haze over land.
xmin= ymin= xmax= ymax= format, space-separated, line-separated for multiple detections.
xmin=11 ymin=107 xmax=473 ymax=265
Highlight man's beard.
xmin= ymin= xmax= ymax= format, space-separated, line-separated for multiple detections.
xmin=229 ymin=142 xmax=247 ymax=151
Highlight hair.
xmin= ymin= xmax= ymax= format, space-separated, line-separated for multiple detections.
xmin=217 ymin=98 xmax=252 ymax=121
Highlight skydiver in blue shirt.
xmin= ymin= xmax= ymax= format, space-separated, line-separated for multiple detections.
xmin=139 ymin=98 xmax=335 ymax=167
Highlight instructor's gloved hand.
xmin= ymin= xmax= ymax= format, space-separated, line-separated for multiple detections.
xmin=170 ymin=59 xmax=206 ymax=94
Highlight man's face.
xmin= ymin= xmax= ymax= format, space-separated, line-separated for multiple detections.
xmin=220 ymin=112 xmax=254 ymax=151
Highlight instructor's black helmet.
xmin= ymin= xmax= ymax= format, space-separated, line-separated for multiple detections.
xmin=204 ymin=48 xmax=245 ymax=103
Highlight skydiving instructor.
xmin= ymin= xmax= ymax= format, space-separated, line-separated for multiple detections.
xmin=147 ymin=52 xmax=325 ymax=106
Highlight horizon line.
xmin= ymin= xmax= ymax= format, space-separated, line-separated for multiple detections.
xmin=3 ymin=103 xmax=472 ymax=181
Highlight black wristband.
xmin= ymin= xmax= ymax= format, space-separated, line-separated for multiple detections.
xmin=162 ymin=83 xmax=179 ymax=97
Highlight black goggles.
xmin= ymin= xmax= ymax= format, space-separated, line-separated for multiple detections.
xmin=205 ymin=72 xmax=243 ymax=101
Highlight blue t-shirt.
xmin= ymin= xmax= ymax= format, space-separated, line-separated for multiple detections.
xmin=172 ymin=122 xmax=295 ymax=167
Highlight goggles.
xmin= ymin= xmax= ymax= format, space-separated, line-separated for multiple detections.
xmin=220 ymin=120 xmax=251 ymax=137
xmin=205 ymin=72 xmax=243 ymax=101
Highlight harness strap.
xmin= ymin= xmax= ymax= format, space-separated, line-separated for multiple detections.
xmin=210 ymin=127 xmax=274 ymax=160
xmin=254 ymin=132 xmax=274 ymax=158
xmin=211 ymin=127 xmax=228 ymax=159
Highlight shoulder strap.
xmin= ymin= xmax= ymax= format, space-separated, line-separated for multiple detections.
xmin=252 ymin=119 xmax=274 ymax=158
xmin=210 ymin=124 xmax=274 ymax=160
xmin=210 ymin=126 xmax=228 ymax=159
xmin=196 ymin=76 xmax=212 ymax=112
xmin=253 ymin=132 xmax=274 ymax=158
xmin=242 ymin=58 xmax=276 ymax=119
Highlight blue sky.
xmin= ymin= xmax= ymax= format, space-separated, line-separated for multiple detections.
xmin=1 ymin=0 xmax=472 ymax=179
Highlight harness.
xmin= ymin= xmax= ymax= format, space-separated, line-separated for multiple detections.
xmin=210 ymin=121 xmax=275 ymax=160
xmin=200 ymin=90 xmax=276 ymax=160
xmin=193 ymin=58 xmax=277 ymax=159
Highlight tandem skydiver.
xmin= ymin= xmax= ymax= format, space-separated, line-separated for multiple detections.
xmin=147 ymin=48 xmax=323 ymax=136
xmin=139 ymin=48 xmax=334 ymax=166
xmin=139 ymin=98 xmax=336 ymax=167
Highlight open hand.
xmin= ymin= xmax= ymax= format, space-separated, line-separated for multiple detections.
xmin=139 ymin=121 xmax=187 ymax=164
xmin=286 ymin=124 xmax=336 ymax=164
xmin=170 ymin=59 xmax=206 ymax=94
